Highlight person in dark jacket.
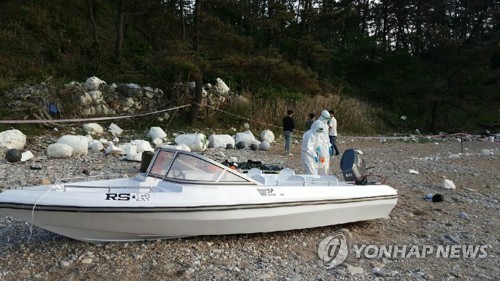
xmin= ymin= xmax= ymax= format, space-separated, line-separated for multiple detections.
xmin=282 ymin=109 xmax=295 ymax=155
xmin=305 ymin=112 xmax=315 ymax=130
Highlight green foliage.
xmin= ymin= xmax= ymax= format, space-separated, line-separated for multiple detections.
xmin=0 ymin=0 xmax=497 ymax=133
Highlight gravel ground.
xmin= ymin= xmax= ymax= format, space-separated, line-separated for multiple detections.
xmin=0 ymin=134 xmax=499 ymax=281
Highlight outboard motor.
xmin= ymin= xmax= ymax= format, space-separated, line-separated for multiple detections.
xmin=340 ymin=149 xmax=367 ymax=185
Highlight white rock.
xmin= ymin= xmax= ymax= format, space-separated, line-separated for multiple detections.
xmin=214 ymin=78 xmax=230 ymax=95
xmin=481 ymin=149 xmax=494 ymax=156
xmin=83 ymin=123 xmax=104 ymax=135
xmin=125 ymin=97 xmax=135 ymax=108
xmin=259 ymin=140 xmax=271 ymax=151
xmin=131 ymin=140 xmax=154 ymax=153
xmin=235 ymin=130 xmax=256 ymax=147
xmin=347 ymin=265 xmax=365 ymax=275
xmin=86 ymin=134 xmax=93 ymax=143
xmin=60 ymin=260 xmax=71 ymax=268
xmin=160 ymin=144 xmax=191 ymax=152
xmin=0 ymin=129 xmax=26 ymax=150
xmin=126 ymin=152 xmax=142 ymax=162
xmin=260 ymin=130 xmax=275 ymax=143
xmin=442 ymin=178 xmax=456 ymax=190
xmin=409 ymin=169 xmax=419 ymax=175
xmin=208 ymin=134 xmax=235 ymax=148
xmin=89 ymin=90 xmax=103 ymax=103
xmin=104 ymin=142 xmax=124 ymax=155
xmin=57 ymin=135 xmax=89 ymax=155
xmin=85 ymin=76 xmax=106 ymax=91
xmin=108 ymin=123 xmax=123 ymax=136
xmin=175 ymin=133 xmax=207 ymax=152
xmin=129 ymin=144 xmax=138 ymax=154
xmin=127 ymin=83 xmax=141 ymax=89
xmin=21 ymin=150 xmax=34 ymax=162
xmin=80 ymin=92 xmax=92 ymax=106
xmin=152 ymin=138 xmax=163 ymax=147
xmin=81 ymin=258 xmax=93 ymax=264
xmin=148 ymin=127 xmax=167 ymax=140
xmin=89 ymin=140 xmax=104 ymax=151
xmin=118 ymin=143 xmax=137 ymax=155
xmin=233 ymin=95 xmax=249 ymax=104
xmin=47 ymin=143 xmax=73 ymax=159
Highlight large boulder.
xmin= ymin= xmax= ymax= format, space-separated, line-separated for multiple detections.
xmin=214 ymin=78 xmax=230 ymax=95
xmin=129 ymin=140 xmax=154 ymax=153
xmin=259 ymin=140 xmax=271 ymax=151
xmin=234 ymin=130 xmax=257 ymax=147
xmin=260 ymin=130 xmax=275 ymax=143
xmin=108 ymin=123 xmax=123 ymax=136
xmin=0 ymin=129 xmax=26 ymax=150
xmin=160 ymin=143 xmax=191 ymax=152
xmin=208 ymin=134 xmax=235 ymax=149
xmin=148 ymin=127 xmax=167 ymax=140
xmin=57 ymin=135 xmax=89 ymax=155
xmin=85 ymin=76 xmax=106 ymax=91
xmin=47 ymin=143 xmax=73 ymax=159
xmin=89 ymin=140 xmax=104 ymax=152
xmin=175 ymin=133 xmax=207 ymax=152
xmin=5 ymin=149 xmax=22 ymax=163
xmin=83 ymin=123 xmax=104 ymax=135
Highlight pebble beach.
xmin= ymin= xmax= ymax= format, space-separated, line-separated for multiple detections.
xmin=1 ymin=135 xmax=499 ymax=280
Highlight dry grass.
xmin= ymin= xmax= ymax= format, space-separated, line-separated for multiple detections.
xmin=209 ymin=94 xmax=385 ymax=135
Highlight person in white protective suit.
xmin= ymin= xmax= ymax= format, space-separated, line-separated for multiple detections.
xmin=316 ymin=110 xmax=334 ymax=175
xmin=301 ymin=119 xmax=330 ymax=174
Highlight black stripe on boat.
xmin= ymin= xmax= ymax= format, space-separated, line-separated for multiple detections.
xmin=0 ymin=194 xmax=397 ymax=213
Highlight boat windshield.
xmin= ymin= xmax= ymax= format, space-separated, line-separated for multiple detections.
xmin=148 ymin=150 xmax=253 ymax=184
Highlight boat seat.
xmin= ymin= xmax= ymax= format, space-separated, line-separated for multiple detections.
xmin=250 ymin=175 xmax=266 ymax=184
xmin=285 ymin=175 xmax=339 ymax=186
xmin=247 ymin=168 xmax=263 ymax=178
xmin=277 ymin=168 xmax=295 ymax=181
xmin=287 ymin=175 xmax=306 ymax=182
xmin=319 ymin=175 xmax=339 ymax=183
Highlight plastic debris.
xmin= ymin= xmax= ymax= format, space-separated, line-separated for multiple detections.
xmin=442 ymin=178 xmax=456 ymax=190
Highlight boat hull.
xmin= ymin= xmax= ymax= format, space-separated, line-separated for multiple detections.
xmin=1 ymin=195 xmax=396 ymax=242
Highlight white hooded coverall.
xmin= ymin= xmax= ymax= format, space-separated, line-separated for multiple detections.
xmin=301 ymin=120 xmax=331 ymax=175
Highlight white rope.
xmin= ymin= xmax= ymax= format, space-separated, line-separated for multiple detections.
xmin=28 ymin=186 xmax=51 ymax=243
xmin=196 ymin=103 xmax=284 ymax=130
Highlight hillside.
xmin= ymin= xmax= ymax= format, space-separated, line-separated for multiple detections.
xmin=0 ymin=0 xmax=498 ymax=133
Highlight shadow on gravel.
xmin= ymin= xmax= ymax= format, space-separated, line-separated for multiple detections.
xmin=0 ymin=216 xmax=68 ymax=255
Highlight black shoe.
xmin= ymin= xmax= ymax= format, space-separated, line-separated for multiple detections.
xmin=335 ymin=152 xmax=340 ymax=156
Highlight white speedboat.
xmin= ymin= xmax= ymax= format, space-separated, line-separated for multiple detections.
xmin=0 ymin=148 xmax=397 ymax=242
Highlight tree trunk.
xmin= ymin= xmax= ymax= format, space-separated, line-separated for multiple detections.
xmin=114 ymin=0 xmax=125 ymax=63
xmin=188 ymin=0 xmax=203 ymax=125
xmin=87 ymin=0 xmax=98 ymax=45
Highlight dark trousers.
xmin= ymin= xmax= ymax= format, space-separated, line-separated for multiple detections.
xmin=329 ymin=135 xmax=340 ymax=155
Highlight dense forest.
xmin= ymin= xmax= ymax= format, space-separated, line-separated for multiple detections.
xmin=0 ymin=0 xmax=498 ymax=133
